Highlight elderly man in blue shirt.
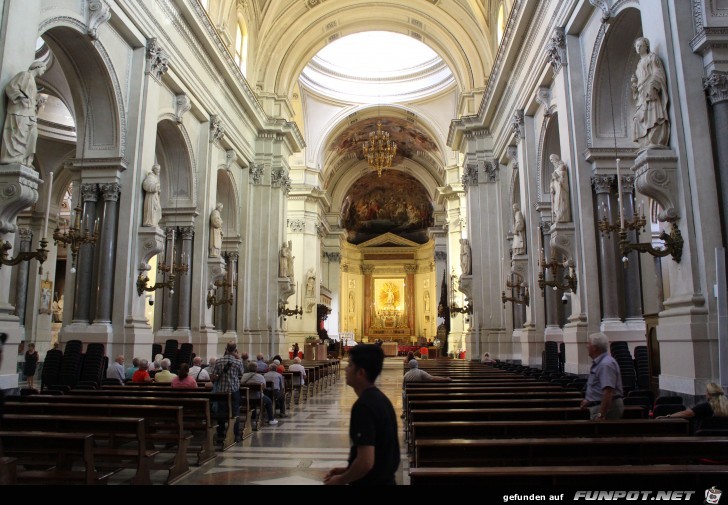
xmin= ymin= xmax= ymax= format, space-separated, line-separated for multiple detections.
xmin=580 ymin=332 xmax=624 ymax=420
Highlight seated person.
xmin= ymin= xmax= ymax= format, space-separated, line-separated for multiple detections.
xmin=418 ymin=346 xmax=429 ymax=359
xmin=288 ymin=357 xmax=307 ymax=386
xmin=241 ymin=362 xmax=277 ymax=426
xmin=154 ymin=358 xmax=177 ymax=383
xmin=132 ymin=358 xmax=152 ymax=383
xmin=403 ymin=351 xmax=415 ymax=364
xmin=171 ymin=363 xmax=197 ymax=388
xmin=659 ymin=382 xmax=728 ymax=428
xmin=125 ymin=357 xmax=140 ymax=380
xmin=264 ymin=364 xmax=287 ymax=417
xmin=481 ymin=352 xmax=496 ymax=364
xmin=401 ymin=359 xmax=451 ymax=418
xmin=255 ymin=353 xmax=269 ymax=373
xmin=189 ymin=356 xmax=210 ymax=381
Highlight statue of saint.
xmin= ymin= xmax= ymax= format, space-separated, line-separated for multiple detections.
xmin=286 ymin=240 xmax=295 ymax=279
xmin=631 ymin=37 xmax=670 ymax=152
xmin=349 ymin=291 xmax=355 ymax=313
xmin=459 ymin=238 xmax=471 ymax=275
xmin=141 ymin=164 xmax=162 ymax=227
xmin=424 ymin=290 xmax=430 ymax=313
xmin=52 ymin=293 xmax=63 ymax=323
xmin=1 ymin=60 xmax=47 ymax=165
xmin=305 ymin=268 xmax=315 ymax=297
xmin=549 ymin=154 xmax=571 ymax=223
xmin=209 ymin=202 xmax=223 ymax=257
xmin=512 ymin=203 xmax=526 ymax=255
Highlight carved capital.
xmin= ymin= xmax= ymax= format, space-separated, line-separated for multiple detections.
xmin=434 ymin=251 xmax=447 ymax=261
xmin=404 ymin=264 xmax=418 ymax=274
xmin=589 ymin=0 xmax=611 ymax=22
xmin=511 ymin=110 xmax=525 ymax=143
xmin=80 ymin=183 xmax=98 ymax=202
xmin=620 ymin=175 xmax=635 ymax=194
xmin=323 ymin=251 xmax=341 ymax=262
xmin=536 ymin=87 xmax=552 ymax=115
xmin=165 ymin=226 xmax=176 ymax=240
xmin=484 ymin=160 xmax=499 ymax=183
xmin=545 ymin=27 xmax=566 ymax=75
xmin=0 ymin=165 xmax=41 ymax=233
xmin=591 ymin=175 xmax=615 ymax=194
xmin=175 ymin=94 xmax=191 ymax=123
xmin=704 ymin=71 xmax=728 ymax=105
xmin=507 ymin=145 xmax=518 ymax=164
xmin=461 ymin=163 xmax=478 ymax=189
xmin=225 ymin=251 xmax=239 ymax=262
xmin=146 ymin=38 xmax=169 ymax=79
xmin=249 ymin=163 xmax=264 ymax=185
xmin=271 ymin=167 xmax=291 ymax=194
xmin=179 ymin=226 xmax=194 ymax=239
xmin=87 ymin=0 xmax=111 ymax=40
xmin=17 ymin=227 xmax=33 ymax=242
xmin=210 ymin=115 xmax=225 ymax=143
xmin=99 ymin=182 xmax=120 ymax=201
xmin=316 ymin=221 xmax=326 ymax=238
xmin=360 ymin=264 xmax=375 ymax=275
xmin=288 ymin=219 xmax=305 ymax=233
xmin=224 ymin=150 xmax=235 ymax=171
xmin=633 ymin=150 xmax=680 ymax=222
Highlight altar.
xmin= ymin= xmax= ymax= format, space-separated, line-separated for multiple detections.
xmin=381 ymin=342 xmax=398 ymax=357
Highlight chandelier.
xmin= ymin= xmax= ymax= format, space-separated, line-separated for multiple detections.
xmin=363 ymin=121 xmax=397 ymax=177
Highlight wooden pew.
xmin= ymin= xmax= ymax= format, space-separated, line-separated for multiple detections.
xmin=21 ymin=393 xmax=215 ymax=465
xmin=3 ymin=401 xmax=189 ymax=484
xmin=409 ymin=406 xmax=644 ymax=424
xmin=240 ymin=383 xmax=266 ymax=430
xmin=1 ymin=414 xmax=157 ymax=485
xmin=409 ymin=464 xmax=728 ymax=487
xmin=0 ymin=431 xmax=113 ymax=485
xmin=0 ymin=457 xmax=17 ymax=485
xmin=414 ymin=436 xmax=728 ymax=468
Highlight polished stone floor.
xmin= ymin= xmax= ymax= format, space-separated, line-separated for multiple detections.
xmin=176 ymin=358 xmax=409 ymax=486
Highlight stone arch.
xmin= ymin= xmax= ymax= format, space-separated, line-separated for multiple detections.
xmin=155 ymin=118 xmax=196 ymax=217
xmin=586 ymin=5 xmax=642 ymax=148
xmin=537 ymin=112 xmax=561 ymax=203
xmin=39 ymin=21 xmax=125 ymax=158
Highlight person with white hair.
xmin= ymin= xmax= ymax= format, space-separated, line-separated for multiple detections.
xmin=288 ymin=356 xmax=307 ymax=386
xmin=106 ymin=354 xmax=125 ymax=384
xmin=154 ymin=358 xmax=177 ymax=383
xmin=401 ymin=359 xmax=451 ymax=419
xmin=580 ymin=332 xmax=624 ymax=420
xmin=189 ymin=356 xmax=210 ymax=381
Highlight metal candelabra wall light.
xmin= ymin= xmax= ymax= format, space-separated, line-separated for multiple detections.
xmin=53 ymin=203 xmax=98 ymax=274
xmin=278 ymin=281 xmax=303 ymax=320
xmin=207 ymin=259 xmax=235 ymax=309
xmin=501 ymin=271 xmax=530 ymax=307
xmin=537 ymin=246 xmax=578 ymax=298
xmin=1 ymin=171 xmax=55 ymax=274
xmin=449 ymin=272 xmax=472 ymax=318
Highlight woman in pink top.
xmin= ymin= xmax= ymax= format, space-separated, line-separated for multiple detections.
xmin=171 ymin=363 xmax=198 ymax=388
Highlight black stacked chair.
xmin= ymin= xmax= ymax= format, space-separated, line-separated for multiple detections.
xmin=558 ymin=342 xmax=565 ymax=374
xmin=176 ymin=343 xmax=193 ymax=372
xmin=653 ymin=403 xmax=685 ymax=417
xmin=40 ymin=348 xmax=63 ymax=391
xmin=58 ymin=340 xmax=83 ymax=388
xmin=163 ymin=339 xmax=179 ymax=370
xmin=610 ymin=341 xmax=636 ymax=392
xmin=151 ymin=343 xmax=162 ymax=362
xmin=78 ymin=342 xmax=105 ymax=387
xmin=633 ymin=345 xmax=650 ymax=389
xmin=543 ymin=341 xmax=559 ymax=373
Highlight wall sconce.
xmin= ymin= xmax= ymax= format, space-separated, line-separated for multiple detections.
xmin=501 ymin=276 xmax=530 ymax=307
xmin=0 ymin=238 xmax=48 ymax=274
xmin=53 ymin=205 xmax=98 ymax=274
xmin=207 ymin=278 xmax=235 ymax=309
xmin=537 ymin=254 xmax=577 ymax=294
xmin=137 ymin=270 xmax=175 ymax=297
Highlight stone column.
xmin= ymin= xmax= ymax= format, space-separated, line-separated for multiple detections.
xmin=177 ymin=226 xmax=194 ymax=330
xmin=405 ymin=264 xmax=417 ymax=336
xmin=361 ymin=264 xmax=374 ymax=335
xmin=592 ymin=175 xmax=620 ymax=323
xmin=542 ymin=222 xmax=559 ymax=330
xmin=160 ymin=227 xmax=175 ymax=331
xmin=621 ymin=176 xmax=644 ymax=320
xmin=226 ymin=252 xmax=239 ymax=332
xmin=13 ymin=227 xmax=33 ymax=325
xmin=705 ymin=72 xmax=728 ymax=243
xmin=94 ymin=183 xmax=120 ymax=324
xmin=72 ymin=183 xmax=98 ymax=323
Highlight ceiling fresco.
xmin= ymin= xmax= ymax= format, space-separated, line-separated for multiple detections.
xmin=330 ymin=116 xmax=439 ymax=166
xmin=340 ymin=171 xmax=434 ymax=245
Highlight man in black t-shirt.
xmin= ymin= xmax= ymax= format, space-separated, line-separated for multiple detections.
xmin=324 ymin=344 xmax=399 ymax=485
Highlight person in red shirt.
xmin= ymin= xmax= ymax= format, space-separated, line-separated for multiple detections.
xmin=132 ymin=358 xmax=152 ymax=383
xmin=418 ymin=346 xmax=429 ymax=359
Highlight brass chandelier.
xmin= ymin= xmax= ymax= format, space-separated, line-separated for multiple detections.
xmin=363 ymin=121 xmax=397 ymax=177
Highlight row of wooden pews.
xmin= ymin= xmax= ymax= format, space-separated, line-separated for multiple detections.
xmin=404 ymin=359 xmax=728 ymax=487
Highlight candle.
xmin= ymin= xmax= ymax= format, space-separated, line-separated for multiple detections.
xmin=170 ymin=228 xmax=175 ymax=264
xmin=94 ymin=217 xmax=99 ymax=235
xmin=616 ymin=158 xmax=625 ymax=229
xmin=602 ymin=202 xmax=608 ymax=220
xmin=43 ymin=171 xmax=54 ymax=238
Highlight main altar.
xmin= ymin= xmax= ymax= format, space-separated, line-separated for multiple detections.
xmin=367 ymin=277 xmax=413 ymax=343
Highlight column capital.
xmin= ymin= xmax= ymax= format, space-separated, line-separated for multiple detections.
xmin=179 ymin=226 xmax=194 ymax=239
xmin=704 ymin=71 xmax=728 ymax=105
xmin=591 ymin=175 xmax=615 ymax=194
xmin=224 ymin=251 xmax=239 ymax=262
xmin=620 ymin=175 xmax=635 ymax=194
xmin=434 ymin=251 xmax=447 ymax=261
xmin=404 ymin=264 xmax=418 ymax=275
xmin=165 ymin=226 xmax=176 ymax=239
xmin=17 ymin=227 xmax=33 ymax=242
xmin=146 ymin=37 xmax=169 ymax=79
xmin=210 ymin=115 xmax=225 ymax=144
xmin=323 ymin=251 xmax=341 ymax=262
xmin=249 ymin=163 xmax=264 ymax=185
xmin=99 ymin=182 xmax=121 ymax=201
xmin=511 ymin=110 xmax=525 ymax=144
xmin=271 ymin=167 xmax=291 ymax=194
xmin=360 ymin=264 xmax=375 ymax=275
xmin=461 ymin=163 xmax=478 ymax=189
xmin=484 ymin=159 xmax=499 ymax=183
xmin=545 ymin=27 xmax=567 ymax=75
xmin=80 ymin=183 xmax=98 ymax=202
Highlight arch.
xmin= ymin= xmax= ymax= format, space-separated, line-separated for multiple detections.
xmin=155 ymin=118 xmax=196 ymax=215
xmin=254 ymin=2 xmax=491 ymax=100
xmin=586 ymin=5 xmax=642 ymax=148
xmin=216 ymin=168 xmax=239 ymax=237
xmin=537 ymin=112 xmax=561 ymax=203
xmin=39 ymin=22 xmax=125 ymax=157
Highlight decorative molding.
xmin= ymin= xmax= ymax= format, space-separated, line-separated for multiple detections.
xmin=589 ymin=0 xmax=611 ymax=22
xmin=404 ymin=264 xmax=418 ymax=274
xmin=434 ymin=251 xmax=447 ymax=261
xmin=484 ymin=160 xmax=499 ymax=183
xmin=591 ymin=175 xmax=615 ymax=194
xmin=507 ymin=145 xmax=518 ymax=164
xmin=0 ymin=165 xmax=41 ymax=233
xmin=323 ymin=252 xmax=341 ymax=262
xmin=80 ymin=183 xmax=98 ymax=202
xmin=536 ymin=87 xmax=552 ymax=115
xmin=224 ymin=150 xmax=235 ymax=171
xmin=249 ymin=163 xmax=264 ymax=185
xmin=17 ymin=227 xmax=33 ymax=242
xmin=209 ymin=115 xmax=225 ymax=143
xmin=146 ymin=38 xmax=169 ymax=79
xmin=99 ymin=182 xmax=121 ymax=202
xmin=271 ymin=167 xmax=291 ymax=194
xmin=316 ymin=221 xmax=326 ymax=238
xmin=693 ymin=0 xmax=704 ymax=33
xmin=360 ymin=264 xmax=375 ymax=275
xmin=341 ymin=263 xmax=349 ymax=273
xmin=511 ymin=110 xmax=525 ymax=143
xmin=174 ymin=94 xmax=191 ymax=123
xmin=305 ymin=0 xmax=327 ymax=8
xmin=704 ymin=71 xmax=728 ymax=105
xmin=545 ymin=27 xmax=567 ymax=75
xmin=87 ymin=0 xmax=111 ymax=40
xmin=461 ymin=163 xmax=479 ymax=188
xmin=288 ymin=219 xmax=305 ymax=233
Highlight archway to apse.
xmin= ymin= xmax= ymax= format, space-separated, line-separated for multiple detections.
xmin=151 ymin=118 xmax=196 ymax=334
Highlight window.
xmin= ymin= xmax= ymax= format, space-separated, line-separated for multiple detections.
xmin=497 ymin=3 xmax=506 ymax=46
xmin=235 ymin=19 xmax=249 ymax=76
xmin=199 ymin=0 xmax=209 ymax=10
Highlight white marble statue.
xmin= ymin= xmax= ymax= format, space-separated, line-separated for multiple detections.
xmin=512 ymin=203 xmax=526 ymax=255
xmin=142 ymin=164 xmax=162 ymax=227
xmin=549 ymin=154 xmax=571 ymax=223
xmin=52 ymin=294 xmax=64 ymax=323
xmin=279 ymin=241 xmax=289 ymax=277
xmin=286 ymin=240 xmax=295 ymax=279
xmin=1 ymin=60 xmax=47 ymax=165
xmin=631 ymin=37 xmax=670 ymax=152
xmin=305 ymin=268 xmax=315 ymax=297
xmin=209 ymin=202 xmax=223 ymax=257
xmin=460 ymin=238 xmax=471 ymax=275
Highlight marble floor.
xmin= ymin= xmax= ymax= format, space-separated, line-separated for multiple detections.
xmin=176 ymin=357 xmax=409 ymax=486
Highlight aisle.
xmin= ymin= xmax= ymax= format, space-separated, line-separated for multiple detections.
xmin=177 ymin=358 xmax=409 ymax=485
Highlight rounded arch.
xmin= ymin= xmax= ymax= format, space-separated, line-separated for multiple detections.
xmin=586 ymin=4 xmax=642 ymax=148
xmin=537 ymin=112 xmax=561 ymax=203
xmin=39 ymin=21 xmax=125 ymax=158
xmin=254 ymin=2 xmax=492 ymax=100
xmin=215 ymin=168 xmax=239 ymax=237
xmin=155 ymin=118 xmax=197 ymax=215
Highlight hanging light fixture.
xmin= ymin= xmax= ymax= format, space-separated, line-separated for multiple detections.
xmin=363 ymin=121 xmax=397 ymax=177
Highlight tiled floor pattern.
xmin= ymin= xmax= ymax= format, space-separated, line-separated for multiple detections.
xmin=175 ymin=358 xmax=410 ymax=485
